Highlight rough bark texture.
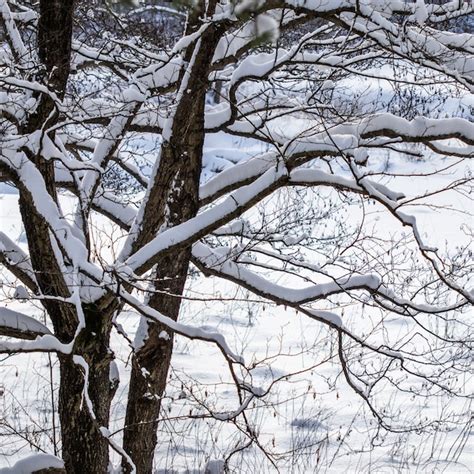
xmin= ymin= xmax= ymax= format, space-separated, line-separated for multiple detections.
xmin=17 ymin=0 xmax=225 ymax=471
xmin=38 ymin=0 xmax=75 ymax=96
xmin=121 ymin=90 xmax=206 ymax=473
xmin=58 ymin=353 xmax=111 ymax=474
xmin=18 ymin=1 xmax=117 ymax=472
xmin=122 ymin=9 xmax=222 ymax=471
xmin=58 ymin=308 xmax=116 ymax=474
xmin=122 ymin=252 xmax=191 ymax=474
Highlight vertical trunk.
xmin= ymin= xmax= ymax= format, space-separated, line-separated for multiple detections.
xmin=59 ymin=309 xmax=117 ymax=473
xmin=20 ymin=0 xmax=117 ymax=470
xmin=122 ymin=252 xmax=191 ymax=474
xmin=38 ymin=0 xmax=75 ymax=89
xmin=122 ymin=13 xmax=223 ymax=471
xmin=122 ymin=134 xmax=203 ymax=473
xmin=58 ymin=356 xmax=111 ymax=473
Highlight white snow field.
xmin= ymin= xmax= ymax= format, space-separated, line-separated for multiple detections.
xmin=1 ymin=2 xmax=473 ymax=471
xmin=1 ymin=116 xmax=473 ymax=472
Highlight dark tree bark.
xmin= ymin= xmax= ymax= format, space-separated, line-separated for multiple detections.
xmin=122 ymin=252 xmax=192 ymax=474
xmin=58 ymin=307 xmax=117 ymax=474
xmin=121 ymin=83 xmax=208 ymax=473
xmin=18 ymin=1 xmax=118 ymax=472
xmin=58 ymin=350 xmax=112 ymax=474
xmin=38 ymin=0 xmax=75 ymax=92
xmin=16 ymin=0 xmax=224 ymax=471
xmin=121 ymin=6 xmax=223 ymax=470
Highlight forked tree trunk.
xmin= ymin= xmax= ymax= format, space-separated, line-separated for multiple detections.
xmin=23 ymin=0 xmax=225 ymax=471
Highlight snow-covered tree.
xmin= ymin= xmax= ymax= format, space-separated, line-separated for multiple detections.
xmin=0 ymin=0 xmax=472 ymax=472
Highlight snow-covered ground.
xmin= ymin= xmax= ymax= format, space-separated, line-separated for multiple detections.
xmin=1 ymin=41 xmax=473 ymax=472
xmin=1 ymin=125 xmax=472 ymax=472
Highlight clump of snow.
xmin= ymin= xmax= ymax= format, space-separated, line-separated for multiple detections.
xmin=0 ymin=307 xmax=51 ymax=335
xmin=0 ymin=453 xmax=64 ymax=473
xmin=414 ymin=0 xmax=429 ymax=25
xmin=133 ymin=316 xmax=149 ymax=350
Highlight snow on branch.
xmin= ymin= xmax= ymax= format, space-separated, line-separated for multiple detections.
xmin=123 ymin=159 xmax=290 ymax=273
xmin=191 ymin=242 xmax=380 ymax=315
xmin=359 ymin=115 xmax=474 ymax=145
xmin=115 ymin=284 xmax=243 ymax=364
xmin=191 ymin=242 xmax=410 ymax=378
xmin=0 ymin=454 xmax=64 ymax=474
xmin=0 ymin=306 xmax=51 ymax=340
xmin=0 ymin=0 xmax=29 ymax=65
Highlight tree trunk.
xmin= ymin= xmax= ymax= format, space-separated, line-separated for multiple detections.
xmin=122 ymin=16 xmax=223 ymax=472
xmin=24 ymin=0 xmax=122 ymax=469
xmin=58 ymin=356 xmax=111 ymax=473
xmin=122 ymin=132 xmax=203 ymax=473
xmin=59 ymin=308 xmax=117 ymax=473
xmin=19 ymin=1 xmax=119 ymax=470
xmin=122 ymin=252 xmax=191 ymax=474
